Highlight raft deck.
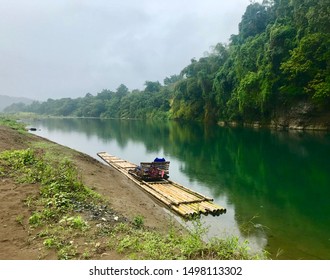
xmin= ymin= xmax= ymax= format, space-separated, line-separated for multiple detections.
xmin=97 ymin=152 xmax=226 ymax=219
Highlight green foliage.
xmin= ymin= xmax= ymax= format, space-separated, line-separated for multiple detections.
xmin=238 ymin=3 xmax=269 ymax=41
xmin=15 ymin=214 xmax=25 ymax=226
xmin=132 ymin=215 xmax=145 ymax=229
xmin=0 ymin=148 xmax=100 ymax=225
xmin=3 ymin=0 xmax=329 ymax=123
xmin=0 ymin=148 xmax=45 ymax=183
xmin=0 ymin=148 xmax=36 ymax=169
xmin=43 ymin=236 xmax=62 ymax=249
xmin=59 ymin=216 xmax=89 ymax=231
xmin=280 ymin=32 xmax=330 ymax=101
xmin=58 ymin=245 xmax=77 ymax=260
xmin=109 ymin=219 xmax=264 ymax=260
xmin=0 ymin=116 xmax=27 ymax=132
xmin=29 ymin=212 xmax=43 ymax=226
xmin=0 ymin=146 xmax=109 ymax=259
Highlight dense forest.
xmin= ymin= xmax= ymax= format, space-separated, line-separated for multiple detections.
xmin=5 ymin=0 xmax=330 ymax=127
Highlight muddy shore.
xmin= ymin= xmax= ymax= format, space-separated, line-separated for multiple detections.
xmin=0 ymin=125 xmax=178 ymax=259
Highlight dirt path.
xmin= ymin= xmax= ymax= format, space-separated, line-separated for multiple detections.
xmin=0 ymin=125 xmax=178 ymax=259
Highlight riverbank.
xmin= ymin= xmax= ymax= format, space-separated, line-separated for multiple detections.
xmin=0 ymin=119 xmax=265 ymax=260
xmin=0 ymin=123 xmax=179 ymax=259
xmin=218 ymin=101 xmax=330 ymax=131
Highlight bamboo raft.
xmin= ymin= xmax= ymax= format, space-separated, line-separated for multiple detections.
xmin=97 ymin=152 xmax=226 ymax=219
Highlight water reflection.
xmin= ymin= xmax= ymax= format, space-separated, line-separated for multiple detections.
xmin=29 ymin=118 xmax=330 ymax=259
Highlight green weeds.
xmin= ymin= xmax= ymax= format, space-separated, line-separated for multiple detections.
xmin=0 ymin=142 xmax=267 ymax=260
xmin=106 ymin=218 xmax=265 ymax=260
xmin=15 ymin=214 xmax=25 ymax=226
xmin=0 ymin=147 xmax=102 ymax=259
xmin=59 ymin=216 xmax=89 ymax=231
xmin=132 ymin=215 xmax=144 ymax=229
xmin=0 ymin=116 xmax=27 ymax=132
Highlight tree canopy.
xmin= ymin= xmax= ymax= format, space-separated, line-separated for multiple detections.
xmin=5 ymin=0 xmax=330 ymax=123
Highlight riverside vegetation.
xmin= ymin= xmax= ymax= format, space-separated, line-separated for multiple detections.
xmin=0 ymin=117 xmax=267 ymax=260
xmin=4 ymin=0 xmax=330 ymax=129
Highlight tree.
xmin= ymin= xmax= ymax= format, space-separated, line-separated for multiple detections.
xmin=238 ymin=3 xmax=269 ymax=41
xmin=144 ymin=81 xmax=161 ymax=93
xmin=164 ymin=75 xmax=181 ymax=86
xmin=280 ymin=32 xmax=330 ymax=101
xmin=116 ymin=84 xmax=129 ymax=97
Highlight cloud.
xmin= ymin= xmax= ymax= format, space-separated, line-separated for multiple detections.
xmin=0 ymin=0 xmax=252 ymax=100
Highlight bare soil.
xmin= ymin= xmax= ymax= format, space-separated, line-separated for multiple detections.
xmin=0 ymin=125 xmax=177 ymax=259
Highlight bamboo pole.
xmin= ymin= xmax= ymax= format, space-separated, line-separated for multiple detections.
xmin=97 ymin=152 xmax=227 ymax=218
xmin=151 ymin=183 xmax=205 ymax=206
xmin=148 ymin=183 xmax=191 ymax=205
xmin=167 ymin=180 xmax=213 ymax=201
xmin=151 ymin=182 xmax=200 ymax=203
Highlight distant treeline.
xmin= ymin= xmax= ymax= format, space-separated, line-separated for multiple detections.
xmin=5 ymin=0 xmax=330 ymax=123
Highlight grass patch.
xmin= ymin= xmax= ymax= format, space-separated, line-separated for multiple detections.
xmin=106 ymin=218 xmax=266 ymax=260
xmin=0 ymin=115 xmax=27 ymax=132
xmin=132 ymin=215 xmax=145 ymax=229
xmin=0 ymin=147 xmax=104 ymax=259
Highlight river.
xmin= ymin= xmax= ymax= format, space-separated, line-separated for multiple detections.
xmin=27 ymin=118 xmax=330 ymax=260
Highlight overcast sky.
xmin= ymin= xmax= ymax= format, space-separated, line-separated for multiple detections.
xmin=1 ymin=0 xmax=255 ymax=101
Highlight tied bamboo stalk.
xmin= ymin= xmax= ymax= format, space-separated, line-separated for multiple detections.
xmin=97 ymin=152 xmax=226 ymax=218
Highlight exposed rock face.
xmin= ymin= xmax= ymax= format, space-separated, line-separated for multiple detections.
xmin=271 ymin=101 xmax=330 ymax=131
xmin=218 ymin=101 xmax=330 ymax=131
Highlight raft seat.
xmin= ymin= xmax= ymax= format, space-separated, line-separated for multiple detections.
xmin=140 ymin=161 xmax=170 ymax=177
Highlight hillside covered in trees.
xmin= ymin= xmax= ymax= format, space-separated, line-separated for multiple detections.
xmin=5 ymin=0 xmax=330 ymax=129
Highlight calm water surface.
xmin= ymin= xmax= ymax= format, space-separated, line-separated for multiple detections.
xmin=27 ymin=118 xmax=330 ymax=260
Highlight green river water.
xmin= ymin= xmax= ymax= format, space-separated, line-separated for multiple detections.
xmin=28 ymin=118 xmax=330 ymax=260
